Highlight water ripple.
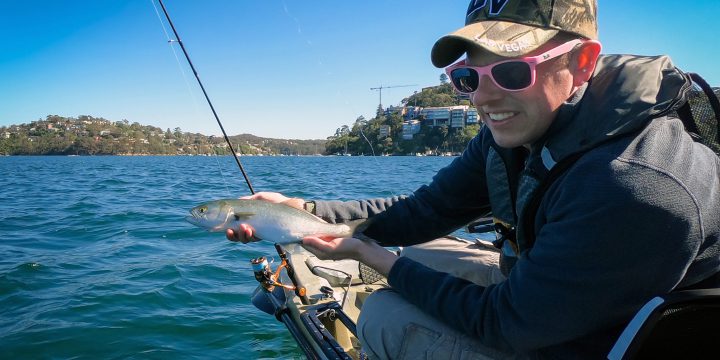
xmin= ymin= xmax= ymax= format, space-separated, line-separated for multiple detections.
xmin=0 ymin=155 xmax=455 ymax=358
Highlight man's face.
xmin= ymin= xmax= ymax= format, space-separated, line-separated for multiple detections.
xmin=468 ymin=41 xmax=576 ymax=149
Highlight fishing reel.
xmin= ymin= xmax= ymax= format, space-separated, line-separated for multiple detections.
xmin=250 ymin=256 xmax=304 ymax=296
xmin=250 ymin=256 xmax=275 ymax=290
xmin=250 ymin=244 xmax=308 ymax=303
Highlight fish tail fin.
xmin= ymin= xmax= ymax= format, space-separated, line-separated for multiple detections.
xmin=348 ymin=217 xmax=374 ymax=237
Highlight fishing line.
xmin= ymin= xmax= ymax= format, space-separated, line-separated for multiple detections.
xmin=358 ymin=127 xmax=376 ymax=157
xmin=154 ymin=0 xmax=255 ymax=195
xmin=150 ymin=0 xmax=233 ymax=197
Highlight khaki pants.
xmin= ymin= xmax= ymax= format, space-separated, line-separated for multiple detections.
xmin=357 ymin=237 xmax=513 ymax=360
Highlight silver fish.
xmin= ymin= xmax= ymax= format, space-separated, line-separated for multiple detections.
xmin=186 ymin=199 xmax=365 ymax=244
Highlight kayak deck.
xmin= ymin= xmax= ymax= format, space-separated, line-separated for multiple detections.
xmin=276 ymin=244 xmax=389 ymax=359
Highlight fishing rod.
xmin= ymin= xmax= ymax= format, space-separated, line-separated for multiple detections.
xmin=156 ymin=0 xmax=255 ymax=194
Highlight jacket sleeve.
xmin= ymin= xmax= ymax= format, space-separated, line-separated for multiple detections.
xmin=313 ymin=132 xmax=492 ymax=246
xmin=312 ymin=196 xmax=407 ymax=224
xmin=387 ymin=150 xmax=707 ymax=354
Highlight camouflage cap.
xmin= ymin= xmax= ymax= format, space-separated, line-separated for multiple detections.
xmin=431 ymin=0 xmax=598 ymax=67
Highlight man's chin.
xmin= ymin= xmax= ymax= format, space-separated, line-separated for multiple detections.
xmin=490 ymin=134 xmax=527 ymax=149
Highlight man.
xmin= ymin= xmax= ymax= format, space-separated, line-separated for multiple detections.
xmin=229 ymin=0 xmax=720 ymax=358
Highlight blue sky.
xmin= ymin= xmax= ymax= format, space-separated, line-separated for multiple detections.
xmin=2 ymin=1 xmax=719 ymax=140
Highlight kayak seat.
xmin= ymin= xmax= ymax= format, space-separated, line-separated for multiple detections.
xmin=305 ymin=256 xmax=364 ymax=287
xmin=608 ymin=288 xmax=720 ymax=360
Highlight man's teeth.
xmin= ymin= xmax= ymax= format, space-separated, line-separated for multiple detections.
xmin=488 ymin=112 xmax=514 ymax=121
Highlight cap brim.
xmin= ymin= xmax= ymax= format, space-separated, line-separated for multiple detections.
xmin=431 ymin=21 xmax=559 ymax=68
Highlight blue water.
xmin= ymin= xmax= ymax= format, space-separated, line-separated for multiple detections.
xmin=0 ymin=155 xmax=461 ymax=359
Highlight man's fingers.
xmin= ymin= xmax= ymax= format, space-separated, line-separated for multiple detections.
xmin=237 ymin=192 xmax=304 ymax=210
xmin=301 ymin=237 xmax=329 ymax=258
xmin=239 ymin=224 xmax=254 ymax=239
xmin=226 ymin=228 xmax=239 ymax=242
xmin=301 ymin=243 xmax=323 ymax=258
xmin=226 ymin=224 xmax=255 ymax=243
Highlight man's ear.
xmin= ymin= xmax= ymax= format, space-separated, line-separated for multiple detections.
xmin=572 ymin=40 xmax=602 ymax=86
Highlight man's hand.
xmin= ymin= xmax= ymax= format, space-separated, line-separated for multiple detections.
xmin=302 ymin=236 xmax=398 ymax=277
xmin=245 ymin=191 xmax=305 ymax=210
xmin=302 ymin=236 xmax=364 ymax=260
xmin=226 ymin=223 xmax=256 ymax=244
xmin=225 ymin=191 xmax=306 ymax=243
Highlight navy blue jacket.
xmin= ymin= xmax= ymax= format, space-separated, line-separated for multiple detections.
xmin=313 ymin=55 xmax=720 ymax=358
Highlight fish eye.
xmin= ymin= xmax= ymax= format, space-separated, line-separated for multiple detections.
xmin=200 ymin=206 xmax=207 ymax=213
xmin=234 ymin=214 xmax=240 ymax=221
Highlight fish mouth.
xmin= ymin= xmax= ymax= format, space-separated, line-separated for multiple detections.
xmin=185 ymin=207 xmax=230 ymax=232
xmin=185 ymin=214 xmax=200 ymax=226
xmin=185 ymin=212 xmax=203 ymax=227
xmin=185 ymin=208 xmax=206 ymax=227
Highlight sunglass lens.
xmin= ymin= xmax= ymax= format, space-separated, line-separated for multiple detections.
xmin=491 ymin=61 xmax=531 ymax=90
xmin=450 ymin=68 xmax=479 ymax=93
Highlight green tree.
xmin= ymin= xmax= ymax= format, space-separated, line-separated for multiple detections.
xmin=405 ymin=83 xmax=458 ymax=108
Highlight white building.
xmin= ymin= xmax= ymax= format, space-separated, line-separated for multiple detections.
xmin=450 ymin=106 xmax=467 ymax=128
xmin=402 ymin=120 xmax=422 ymax=140
xmin=420 ymin=105 xmax=476 ymax=128
xmin=466 ymin=108 xmax=479 ymax=125
xmin=420 ymin=107 xmax=451 ymax=127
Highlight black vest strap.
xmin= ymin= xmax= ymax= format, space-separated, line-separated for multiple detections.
xmin=494 ymin=146 xmax=529 ymax=225
xmin=521 ymin=151 xmax=586 ymax=248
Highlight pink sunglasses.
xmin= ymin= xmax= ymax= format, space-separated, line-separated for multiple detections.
xmin=445 ymin=39 xmax=585 ymax=93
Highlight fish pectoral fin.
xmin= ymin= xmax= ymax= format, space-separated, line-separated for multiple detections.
xmin=232 ymin=212 xmax=255 ymax=222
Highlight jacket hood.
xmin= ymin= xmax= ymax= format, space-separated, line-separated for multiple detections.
xmin=543 ymin=54 xmax=691 ymax=161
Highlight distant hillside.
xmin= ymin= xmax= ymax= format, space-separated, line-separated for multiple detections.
xmin=227 ymin=134 xmax=327 ymax=156
xmin=0 ymin=115 xmax=326 ymax=156
xmin=1 ymin=82 xmax=485 ymax=156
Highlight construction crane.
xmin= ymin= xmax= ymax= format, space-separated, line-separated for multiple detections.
xmin=370 ymin=84 xmax=417 ymax=110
